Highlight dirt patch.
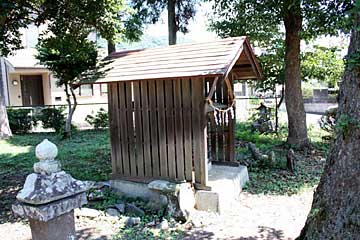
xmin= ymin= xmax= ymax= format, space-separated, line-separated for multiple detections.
xmin=0 ymin=172 xmax=28 ymax=224
xmin=0 ymin=189 xmax=314 ymax=240
xmin=185 ymin=189 xmax=314 ymax=240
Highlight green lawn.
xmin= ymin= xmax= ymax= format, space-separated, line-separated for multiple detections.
xmin=0 ymin=130 xmax=112 ymax=182
xmin=0 ymin=123 xmax=329 ymax=223
xmin=235 ymin=122 xmax=329 ymax=195
xmin=0 ymin=129 xmax=111 ymax=223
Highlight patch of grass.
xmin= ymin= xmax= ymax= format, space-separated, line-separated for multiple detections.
xmin=113 ymin=218 xmax=184 ymax=240
xmin=0 ymin=130 xmax=111 ymax=223
xmin=0 ymin=129 xmax=111 ymax=182
xmin=236 ymin=122 xmax=328 ymax=195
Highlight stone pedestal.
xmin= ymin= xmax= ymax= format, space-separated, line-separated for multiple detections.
xmin=195 ymin=165 xmax=249 ymax=213
xmin=12 ymin=139 xmax=91 ymax=240
xmin=29 ymin=210 xmax=75 ymax=240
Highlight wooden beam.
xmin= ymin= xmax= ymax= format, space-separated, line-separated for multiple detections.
xmin=206 ymin=76 xmax=219 ymax=100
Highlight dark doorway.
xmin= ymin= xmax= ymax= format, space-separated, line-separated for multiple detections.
xmin=20 ymin=75 xmax=44 ymax=106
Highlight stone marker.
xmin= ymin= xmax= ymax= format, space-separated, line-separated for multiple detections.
xmin=148 ymin=180 xmax=195 ymax=221
xmin=12 ymin=139 xmax=92 ymax=240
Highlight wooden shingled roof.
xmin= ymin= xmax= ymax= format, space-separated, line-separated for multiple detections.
xmin=84 ymin=36 xmax=263 ymax=84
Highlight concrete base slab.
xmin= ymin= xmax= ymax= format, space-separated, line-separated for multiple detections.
xmin=110 ymin=180 xmax=168 ymax=206
xmin=195 ymin=165 xmax=249 ymax=213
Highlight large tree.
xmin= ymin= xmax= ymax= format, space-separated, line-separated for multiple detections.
xmin=209 ymin=0 xmax=353 ymax=146
xmin=131 ymin=0 xmax=199 ymax=45
xmin=297 ymin=4 xmax=360 ymax=239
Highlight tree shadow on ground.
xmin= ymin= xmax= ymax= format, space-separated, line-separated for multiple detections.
xmin=0 ymin=152 xmax=30 ymax=224
xmin=183 ymin=226 xmax=289 ymax=240
xmin=237 ymin=226 xmax=289 ymax=240
xmin=182 ymin=229 xmax=215 ymax=239
xmin=76 ymin=227 xmax=109 ymax=240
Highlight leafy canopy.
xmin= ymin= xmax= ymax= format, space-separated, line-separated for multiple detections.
xmin=131 ymin=0 xmax=199 ymax=34
xmin=301 ymin=45 xmax=345 ymax=88
xmin=0 ymin=0 xmax=143 ymax=57
xmin=36 ymin=34 xmax=99 ymax=86
xmin=208 ymin=0 xmax=353 ymax=92
xmin=35 ymin=0 xmax=143 ymax=85
xmin=0 ymin=0 xmax=38 ymax=56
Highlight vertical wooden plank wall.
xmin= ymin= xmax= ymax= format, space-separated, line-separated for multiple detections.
xmin=109 ymin=78 xmax=207 ymax=186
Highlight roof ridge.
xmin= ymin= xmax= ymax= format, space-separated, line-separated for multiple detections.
xmin=109 ymin=36 xmax=247 ymax=58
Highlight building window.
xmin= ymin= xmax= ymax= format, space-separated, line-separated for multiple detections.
xmin=79 ymin=84 xmax=93 ymax=96
xmin=100 ymin=84 xmax=108 ymax=95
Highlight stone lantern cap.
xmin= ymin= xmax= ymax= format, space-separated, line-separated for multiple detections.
xmin=15 ymin=139 xmax=93 ymax=205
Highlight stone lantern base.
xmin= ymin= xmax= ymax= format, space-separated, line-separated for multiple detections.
xmin=12 ymin=139 xmax=91 ymax=240
xmin=29 ymin=210 xmax=75 ymax=240
xmin=13 ymin=193 xmax=87 ymax=240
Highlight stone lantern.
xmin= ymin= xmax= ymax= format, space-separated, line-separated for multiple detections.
xmin=12 ymin=139 xmax=92 ymax=240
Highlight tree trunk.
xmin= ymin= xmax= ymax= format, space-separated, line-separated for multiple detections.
xmin=297 ymin=12 xmax=360 ymax=239
xmin=0 ymin=59 xmax=12 ymax=139
xmin=63 ymin=83 xmax=77 ymax=138
xmin=283 ymin=0 xmax=309 ymax=146
xmin=275 ymin=84 xmax=285 ymax=133
xmin=107 ymin=40 xmax=116 ymax=55
xmin=0 ymin=96 xmax=12 ymax=139
xmin=168 ymin=0 xmax=177 ymax=45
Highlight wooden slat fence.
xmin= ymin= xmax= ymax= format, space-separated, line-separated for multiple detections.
xmin=109 ymin=78 xmax=206 ymax=185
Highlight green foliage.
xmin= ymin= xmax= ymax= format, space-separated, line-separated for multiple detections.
xmin=88 ymin=188 xmax=120 ymax=210
xmin=131 ymin=0 xmax=199 ymax=34
xmin=0 ymin=0 xmax=143 ymax=56
xmin=345 ymin=48 xmax=360 ymax=72
xmin=208 ymin=0 xmax=353 ymax=92
xmin=38 ymin=107 xmax=66 ymax=133
xmin=302 ymin=45 xmax=345 ymax=88
xmin=36 ymin=34 xmax=100 ymax=87
xmin=0 ymin=0 xmax=37 ymax=56
xmin=335 ymin=114 xmax=360 ymax=137
xmin=7 ymin=108 xmax=37 ymax=134
xmin=85 ymin=108 xmax=109 ymax=129
xmin=235 ymin=122 xmax=328 ymax=195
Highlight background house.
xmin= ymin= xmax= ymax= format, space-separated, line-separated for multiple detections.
xmin=4 ymin=25 xmax=108 ymax=107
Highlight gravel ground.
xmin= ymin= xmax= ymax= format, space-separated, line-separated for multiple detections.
xmin=0 ymin=188 xmax=313 ymax=240
xmin=185 ymin=189 xmax=313 ymax=240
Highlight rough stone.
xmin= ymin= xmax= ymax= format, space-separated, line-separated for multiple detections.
xmin=178 ymin=183 xmax=195 ymax=219
xmin=75 ymin=207 xmax=102 ymax=218
xmin=114 ymin=203 xmax=125 ymax=214
xmin=148 ymin=180 xmax=194 ymax=221
xmin=125 ymin=203 xmax=145 ymax=216
xmin=111 ymin=180 xmax=167 ymax=206
xmin=16 ymin=171 xmax=93 ymax=205
xmin=106 ymin=208 xmax=120 ymax=217
xmin=157 ymin=219 xmax=169 ymax=230
xmin=92 ymin=181 xmax=111 ymax=189
xmin=148 ymin=180 xmax=179 ymax=195
xmin=125 ymin=217 xmax=141 ymax=227
xmin=13 ymin=193 xmax=87 ymax=222
xmin=88 ymin=189 xmax=106 ymax=201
